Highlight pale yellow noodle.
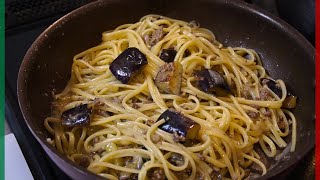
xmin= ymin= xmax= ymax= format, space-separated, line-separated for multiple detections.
xmin=44 ymin=14 xmax=297 ymax=180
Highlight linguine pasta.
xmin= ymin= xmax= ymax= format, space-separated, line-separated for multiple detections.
xmin=44 ymin=15 xmax=296 ymax=180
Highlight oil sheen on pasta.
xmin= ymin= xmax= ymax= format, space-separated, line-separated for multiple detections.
xmin=44 ymin=15 xmax=297 ymax=180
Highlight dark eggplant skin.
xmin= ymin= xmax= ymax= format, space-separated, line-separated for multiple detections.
xmin=195 ymin=69 xmax=231 ymax=94
xmin=261 ymin=78 xmax=282 ymax=98
xmin=61 ymin=104 xmax=93 ymax=127
xmin=110 ymin=47 xmax=148 ymax=84
xmin=157 ymin=109 xmax=200 ymax=141
xmin=159 ymin=49 xmax=177 ymax=63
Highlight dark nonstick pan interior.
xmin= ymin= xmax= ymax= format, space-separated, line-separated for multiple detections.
xmin=17 ymin=0 xmax=315 ymax=179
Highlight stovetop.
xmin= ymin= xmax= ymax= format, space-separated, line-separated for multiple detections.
xmin=5 ymin=0 xmax=315 ymax=179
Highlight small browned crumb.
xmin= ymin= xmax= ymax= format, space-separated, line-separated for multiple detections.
xmin=261 ymin=108 xmax=272 ymax=117
xmin=249 ymin=104 xmax=261 ymax=109
xmin=259 ymin=87 xmax=272 ymax=101
xmin=277 ymin=117 xmax=286 ymax=130
xmin=132 ymin=103 xmax=140 ymax=109
xmin=243 ymin=169 xmax=250 ymax=179
xmin=144 ymin=27 xmax=165 ymax=47
xmin=119 ymin=174 xmax=138 ymax=180
xmin=150 ymin=27 xmax=164 ymax=46
xmin=195 ymin=171 xmax=204 ymax=180
xmin=146 ymin=96 xmax=153 ymax=103
xmin=112 ymin=97 xmax=121 ymax=104
xmin=95 ymin=109 xmax=110 ymax=117
xmin=96 ymin=148 xmax=105 ymax=155
xmin=143 ymin=34 xmax=150 ymax=46
xmin=151 ymin=133 xmax=161 ymax=143
xmin=132 ymin=98 xmax=140 ymax=104
xmin=147 ymin=168 xmax=166 ymax=180
xmin=78 ymin=157 xmax=90 ymax=168
xmin=92 ymin=137 xmax=100 ymax=146
xmin=119 ymin=144 xmax=144 ymax=150
xmin=247 ymin=111 xmax=260 ymax=119
xmin=195 ymin=153 xmax=205 ymax=161
xmin=94 ymin=98 xmax=104 ymax=107
xmin=173 ymin=168 xmax=192 ymax=179
xmin=209 ymin=170 xmax=222 ymax=180
xmin=146 ymin=119 xmax=155 ymax=126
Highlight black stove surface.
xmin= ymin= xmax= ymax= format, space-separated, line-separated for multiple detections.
xmin=5 ymin=0 xmax=314 ymax=180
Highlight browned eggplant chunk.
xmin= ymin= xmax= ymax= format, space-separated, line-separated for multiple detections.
xmin=195 ymin=69 xmax=231 ymax=95
xmin=282 ymin=94 xmax=297 ymax=109
xmin=61 ymin=104 xmax=93 ymax=127
xmin=159 ymin=49 xmax=177 ymax=63
xmin=110 ymin=47 xmax=148 ymax=84
xmin=157 ymin=109 xmax=200 ymax=141
xmin=155 ymin=62 xmax=183 ymax=95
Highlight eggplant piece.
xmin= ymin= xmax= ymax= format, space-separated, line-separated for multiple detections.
xmin=61 ymin=104 xmax=93 ymax=127
xmin=157 ymin=109 xmax=200 ymax=141
xmin=155 ymin=62 xmax=183 ymax=95
xmin=110 ymin=47 xmax=148 ymax=84
xmin=195 ymin=69 xmax=231 ymax=95
xmin=282 ymin=95 xmax=297 ymax=109
xmin=261 ymin=78 xmax=297 ymax=108
xmin=261 ymin=78 xmax=282 ymax=98
xmin=159 ymin=49 xmax=177 ymax=63
xmin=183 ymin=49 xmax=191 ymax=57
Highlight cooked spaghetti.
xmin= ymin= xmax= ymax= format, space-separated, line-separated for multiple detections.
xmin=44 ymin=15 xmax=297 ymax=180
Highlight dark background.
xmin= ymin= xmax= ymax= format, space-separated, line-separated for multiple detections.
xmin=5 ymin=0 xmax=315 ymax=179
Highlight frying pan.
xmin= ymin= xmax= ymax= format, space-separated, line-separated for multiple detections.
xmin=17 ymin=0 xmax=315 ymax=179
